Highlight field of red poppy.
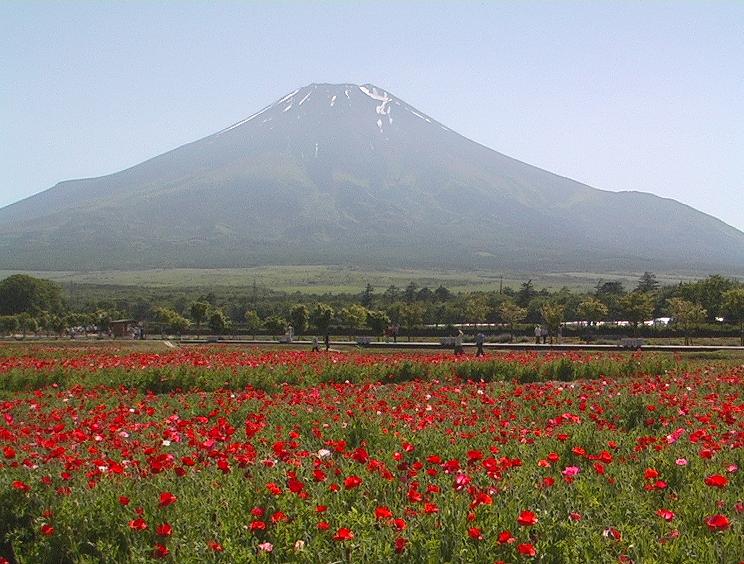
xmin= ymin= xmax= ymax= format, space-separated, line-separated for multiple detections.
xmin=0 ymin=345 xmax=742 ymax=562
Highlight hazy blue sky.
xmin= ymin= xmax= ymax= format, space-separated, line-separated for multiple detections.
xmin=2 ymin=1 xmax=743 ymax=231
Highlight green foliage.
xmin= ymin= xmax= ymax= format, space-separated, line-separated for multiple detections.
xmin=189 ymin=301 xmax=209 ymax=328
xmin=722 ymin=287 xmax=744 ymax=345
xmin=289 ymin=304 xmax=309 ymax=336
xmin=207 ymin=309 xmax=230 ymax=335
xmin=576 ymin=297 xmax=608 ymax=324
xmin=498 ymin=300 xmax=527 ymax=341
xmin=0 ymin=315 xmax=18 ymax=336
xmin=243 ymin=310 xmax=262 ymax=338
xmin=636 ymin=271 xmax=659 ymax=293
xmin=366 ymin=310 xmax=390 ymax=338
xmin=0 ymin=274 xmax=64 ymax=316
xmin=619 ymin=292 xmax=655 ymax=335
xmin=264 ymin=315 xmax=287 ymax=337
xmin=540 ymin=303 xmax=565 ymax=339
xmin=310 ymin=303 xmax=335 ymax=334
xmin=399 ymin=303 xmax=424 ymax=340
xmin=667 ymin=298 xmax=706 ymax=345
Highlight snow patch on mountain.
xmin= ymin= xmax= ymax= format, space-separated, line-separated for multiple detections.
xmin=298 ymin=91 xmax=312 ymax=106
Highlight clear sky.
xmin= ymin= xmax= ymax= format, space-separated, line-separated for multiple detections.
xmin=2 ymin=1 xmax=743 ymax=231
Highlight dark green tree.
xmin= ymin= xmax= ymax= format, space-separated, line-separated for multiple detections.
xmin=722 ymin=288 xmax=744 ymax=346
xmin=289 ymin=304 xmax=309 ymax=336
xmin=366 ymin=310 xmax=390 ymax=341
xmin=667 ymin=298 xmax=706 ymax=346
xmin=310 ymin=303 xmax=335 ymax=335
xmin=264 ymin=315 xmax=287 ymax=338
xmin=360 ymin=284 xmax=375 ymax=308
xmin=516 ymin=280 xmax=537 ymax=307
xmin=399 ymin=303 xmax=424 ymax=341
xmin=498 ymin=300 xmax=527 ymax=342
xmin=619 ymin=292 xmax=654 ymax=336
xmin=403 ymin=282 xmax=419 ymax=303
xmin=636 ymin=272 xmax=659 ymax=293
xmin=208 ymin=309 xmax=230 ymax=336
xmin=190 ymin=302 xmax=210 ymax=330
xmin=0 ymin=275 xmax=64 ymax=315
xmin=434 ymin=285 xmax=452 ymax=302
xmin=244 ymin=310 xmax=262 ymax=339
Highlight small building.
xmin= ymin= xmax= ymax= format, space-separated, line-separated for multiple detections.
xmin=110 ymin=319 xmax=137 ymax=338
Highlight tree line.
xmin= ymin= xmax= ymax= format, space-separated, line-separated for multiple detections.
xmin=1 ymin=273 xmax=743 ymax=345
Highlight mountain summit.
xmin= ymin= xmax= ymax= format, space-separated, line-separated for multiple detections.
xmin=2 ymin=82 xmax=743 ymax=271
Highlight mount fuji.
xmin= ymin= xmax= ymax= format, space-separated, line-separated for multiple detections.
xmin=1 ymin=82 xmax=743 ymax=272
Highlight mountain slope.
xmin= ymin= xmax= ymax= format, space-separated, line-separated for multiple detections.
xmin=1 ymin=82 xmax=743 ymax=271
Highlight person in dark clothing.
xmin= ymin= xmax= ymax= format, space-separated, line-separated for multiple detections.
xmin=324 ymin=332 xmax=330 ymax=351
xmin=475 ymin=332 xmax=485 ymax=357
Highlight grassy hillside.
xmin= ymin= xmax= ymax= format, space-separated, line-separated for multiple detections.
xmin=0 ymin=267 xmax=722 ymax=294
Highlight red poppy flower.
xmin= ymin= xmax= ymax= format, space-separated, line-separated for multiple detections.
xmin=375 ymin=506 xmax=393 ymax=520
xmin=498 ymin=530 xmax=515 ymax=544
xmin=468 ymin=527 xmax=483 ymax=541
xmin=394 ymin=537 xmax=408 ymax=554
xmin=129 ymin=518 xmax=148 ymax=531
xmin=272 ymin=511 xmax=289 ymax=523
xmin=344 ymin=475 xmax=362 ymax=489
xmin=656 ymin=509 xmax=675 ymax=521
xmin=119 ymin=496 xmax=130 ymax=506
xmin=644 ymin=468 xmax=659 ymax=480
xmin=156 ymin=523 xmax=173 ymax=537
xmin=317 ymin=521 xmax=330 ymax=531
xmin=704 ymin=514 xmax=730 ymax=531
xmin=393 ymin=518 xmax=407 ymax=531
xmin=518 ymin=543 xmax=537 ymax=557
xmin=208 ymin=540 xmax=224 ymax=552
xmin=11 ymin=481 xmax=30 ymax=492
xmin=517 ymin=510 xmax=538 ymax=526
xmin=333 ymin=527 xmax=354 ymax=541
xmin=249 ymin=520 xmax=266 ymax=532
xmin=704 ymin=474 xmax=728 ymax=488
xmin=40 ymin=523 xmax=55 ymax=536
xmin=288 ymin=477 xmax=304 ymax=493
xmin=153 ymin=544 xmax=170 ymax=559
xmin=159 ymin=491 xmax=177 ymax=507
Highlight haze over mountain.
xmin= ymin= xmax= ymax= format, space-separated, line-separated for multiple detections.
xmin=1 ymin=82 xmax=743 ymax=272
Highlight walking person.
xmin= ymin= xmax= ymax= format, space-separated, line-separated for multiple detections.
xmin=475 ymin=331 xmax=485 ymax=357
xmin=534 ymin=325 xmax=541 ymax=344
xmin=324 ymin=331 xmax=330 ymax=351
xmin=454 ymin=329 xmax=465 ymax=356
xmin=541 ymin=326 xmax=548 ymax=344
xmin=311 ymin=335 xmax=320 ymax=352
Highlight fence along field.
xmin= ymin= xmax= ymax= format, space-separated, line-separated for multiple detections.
xmin=0 ymin=344 xmax=742 ymax=562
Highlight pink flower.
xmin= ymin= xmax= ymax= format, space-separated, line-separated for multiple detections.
xmin=562 ymin=466 xmax=581 ymax=477
xmin=675 ymin=458 xmax=688 ymax=466
xmin=258 ymin=542 xmax=273 ymax=552
xmin=665 ymin=428 xmax=685 ymax=444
